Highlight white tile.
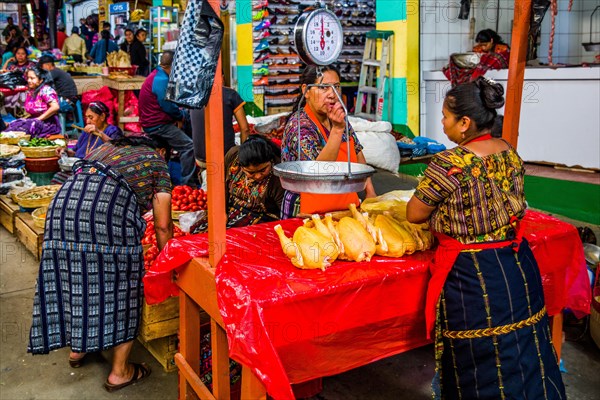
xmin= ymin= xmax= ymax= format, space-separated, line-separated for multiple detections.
xmin=421 ymin=33 xmax=437 ymax=61
xmin=420 ymin=60 xmax=437 ymax=72
xmin=435 ymin=34 xmax=449 ymax=60
xmin=448 ymin=17 xmax=464 ymax=34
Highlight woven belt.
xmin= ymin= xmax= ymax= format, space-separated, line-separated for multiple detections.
xmin=442 ymin=306 xmax=546 ymax=339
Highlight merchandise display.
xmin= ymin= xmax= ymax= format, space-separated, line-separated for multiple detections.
xmin=252 ymin=0 xmax=376 ymax=114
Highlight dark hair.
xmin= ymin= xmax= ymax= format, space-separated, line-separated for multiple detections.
xmin=490 ymin=114 xmax=504 ymax=138
xmin=444 ymin=77 xmax=505 ymax=132
xmin=159 ymin=50 xmax=175 ymax=67
xmin=87 ymin=100 xmax=110 ymax=116
xmin=238 ymin=135 xmax=280 ymax=167
xmin=475 ymin=29 xmax=506 ymax=51
xmin=38 ymin=55 xmax=55 ymax=65
xmin=111 ymin=135 xmax=171 ymax=161
xmin=135 ymin=28 xmax=147 ymax=37
xmin=100 ymin=29 xmax=111 ymax=55
xmin=286 ymin=64 xmax=341 ymax=123
xmin=103 ymin=22 xmax=111 ymax=29
xmin=25 ymin=65 xmax=51 ymax=97
xmin=14 ymin=46 xmax=28 ymax=59
xmin=124 ymin=28 xmax=134 ymax=35
xmin=72 ymin=26 xmax=80 ymax=35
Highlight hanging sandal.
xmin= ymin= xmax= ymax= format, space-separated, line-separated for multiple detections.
xmin=68 ymin=353 xmax=87 ymax=368
xmin=103 ymin=363 xmax=151 ymax=393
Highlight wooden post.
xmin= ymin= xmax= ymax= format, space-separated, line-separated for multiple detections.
xmin=502 ymin=0 xmax=532 ymax=149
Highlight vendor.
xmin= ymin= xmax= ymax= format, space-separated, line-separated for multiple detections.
xmin=280 ymin=65 xmax=376 ymax=218
xmin=4 ymin=66 xmax=61 ymax=137
xmin=443 ymin=29 xmax=510 ymax=86
xmin=191 ymin=135 xmax=284 ymax=233
xmin=88 ymin=30 xmax=118 ymax=65
xmin=120 ymin=29 xmax=149 ymax=76
xmin=57 ymin=101 xmax=122 ymax=158
xmin=2 ymin=47 xmax=33 ymax=73
xmin=406 ymin=77 xmax=565 ymax=398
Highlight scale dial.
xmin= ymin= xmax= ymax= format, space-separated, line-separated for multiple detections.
xmin=294 ymin=8 xmax=344 ymax=66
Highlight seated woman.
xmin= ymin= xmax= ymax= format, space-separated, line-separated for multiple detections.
xmin=191 ymin=135 xmax=284 ymax=233
xmin=4 ymin=66 xmax=61 ymax=137
xmin=1 ymin=47 xmax=33 ymax=73
xmin=443 ymin=29 xmax=510 ymax=86
xmin=280 ymin=65 xmax=376 ymax=218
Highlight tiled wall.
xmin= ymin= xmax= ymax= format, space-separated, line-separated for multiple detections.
xmin=420 ymin=0 xmax=600 ymax=71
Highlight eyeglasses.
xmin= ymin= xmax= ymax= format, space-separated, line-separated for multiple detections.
xmin=313 ymin=83 xmax=341 ymax=92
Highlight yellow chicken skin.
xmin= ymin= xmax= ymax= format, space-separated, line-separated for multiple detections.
xmin=336 ymin=217 xmax=376 ymax=262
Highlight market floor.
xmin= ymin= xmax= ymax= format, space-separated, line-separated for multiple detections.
xmin=1 ymin=184 xmax=599 ymax=399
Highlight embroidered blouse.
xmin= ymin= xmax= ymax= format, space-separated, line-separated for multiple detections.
xmin=73 ymin=124 xmax=123 ymax=158
xmin=86 ymin=143 xmax=172 ymax=212
xmin=281 ymin=108 xmax=363 ymax=162
xmin=24 ymin=85 xmax=58 ymax=117
xmin=415 ymin=144 xmax=526 ymax=244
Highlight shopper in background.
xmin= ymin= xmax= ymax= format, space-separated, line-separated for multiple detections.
xmin=21 ymin=28 xmax=38 ymax=48
xmin=406 ymin=77 xmax=565 ymax=399
xmin=4 ymin=65 xmax=61 ymax=137
xmin=102 ymin=21 xmax=115 ymax=40
xmin=56 ymin=25 xmax=67 ymax=50
xmin=37 ymin=32 xmax=51 ymax=51
xmin=120 ymin=28 xmax=149 ymax=76
xmin=2 ymin=46 xmax=33 ymax=72
xmin=280 ymin=64 xmax=376 ymax=218
xmin=29 ymin=133 xmax=173 ymax=392
xmin=88 ymin=30 xmax=118 ymax=65
xmin=190 ymin=77 xmax=250 ymax=184
xmin=61 ymin=27 xmax=87 ymax=63
xmin=38 ymin=55 xmax=78 ymax=109
xmin=139 ymin=50 xmax=195 ymax=185
xmin=2 ymin=17 xmax=22 ymax=40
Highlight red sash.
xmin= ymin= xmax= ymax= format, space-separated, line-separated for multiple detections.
xmin=299 ymin=106 xmax=360 ymax=214
xmin=425 ymin=217 xmax=523 ymax=338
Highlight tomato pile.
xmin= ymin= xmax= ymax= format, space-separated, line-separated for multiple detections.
xmin=142 ymin=219 xmax=186 ymax=270
xmin=172 ymin=185 xmax=208 ymax=212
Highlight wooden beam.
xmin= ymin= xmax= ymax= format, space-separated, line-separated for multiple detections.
xmin=503 ymin=0 xmax=532 ymax=149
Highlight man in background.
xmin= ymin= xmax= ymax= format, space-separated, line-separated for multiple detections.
xmin=2 ymin=17 xmax=21 ymax=42
xmin=56 ymin=25 xmax=67 ymax=50
xmin=38 ymin=55 xmax=78 ymax=111
xmin=139 ymin=51 xmax=195 ymax=185
xmin=61 ymin=27 xmax=86 ymax=63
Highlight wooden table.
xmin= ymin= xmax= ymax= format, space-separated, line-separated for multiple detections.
xmin=102 ymin=76 xmax=146 ymax=130
xmin=14 ymin=212 xmax=44 ymax=260
xmin=0 ymin=195 xmax=20 ymax=233
xmin=72 ymin=75 xmax=104 ymax=95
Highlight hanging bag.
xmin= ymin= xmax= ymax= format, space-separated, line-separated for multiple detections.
xmin=166 ymin=0 xmax=224 ymax=108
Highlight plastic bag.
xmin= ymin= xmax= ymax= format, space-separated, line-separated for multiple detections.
xmin=0 ymin=71 xmax=27 ymax=89
xmin=178 ymin=210 xmax=207 ymax=233
xmin=166 ymin=0 xmax=224 ymax=108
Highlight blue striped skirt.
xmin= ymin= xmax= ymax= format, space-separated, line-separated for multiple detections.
xmin=437 ymin=239 xmax=566 ymax=399
xmin=28 ymin=166 xmax=146 ymax=354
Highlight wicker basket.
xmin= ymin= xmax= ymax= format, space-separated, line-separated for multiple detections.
xmin=0 ymin=132 xmax=30 ymax=145
xmin=15 ymin=185 xmax=61 ymax=209
xmin=0 ymin=144 xmax=21 ymax=158
xmin=32 ymin=206 xmax=48 ymax=229
xmin=20 ymin=146 xmax=62 ymax=158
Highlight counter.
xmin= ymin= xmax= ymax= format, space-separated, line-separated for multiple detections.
xmin=422 ymin=66 xmax=600 ymax=169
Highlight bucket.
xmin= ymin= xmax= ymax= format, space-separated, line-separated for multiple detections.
xmin=28 ymin=171 xmax=57 ymax=186
xmin=25 ymin=157 xmax=60 ymax=173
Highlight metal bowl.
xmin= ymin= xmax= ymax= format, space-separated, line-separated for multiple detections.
xmin=58 ymin=157 xmax=80 ymax=172
xmin=450 ymin=52 xmax=481 ymax=69
xmin=582 ymin=42 xmax=600 ymax=52
xmin=584 ymin=243 xmax=600 ymax=266
xmin=273 ymin=161 xmax=376 ymax=194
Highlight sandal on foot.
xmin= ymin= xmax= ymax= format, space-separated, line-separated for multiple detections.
xmin=68 ymin=353 xmax=87 ymax=368
xmin=103 ymin=363 xmax=151 ymax=393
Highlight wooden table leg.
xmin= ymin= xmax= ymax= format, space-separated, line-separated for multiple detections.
xmin=211 ymin=319 xmax=231 ymax=399
xmin=241 ymin=365 xmax=267 ymax=400
xmin=550 ymin=310 xmax=563 ymax=362
xmin=117 ymin=90 xmax=125 ymax=131
xmin=178 ymin=292 xmax=203 ymax=399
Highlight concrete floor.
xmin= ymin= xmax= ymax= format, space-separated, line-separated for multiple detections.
xmin=1 ymin=169 xmax=599 ymax=399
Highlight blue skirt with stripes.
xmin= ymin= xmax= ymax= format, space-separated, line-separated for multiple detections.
xmin=437 ymin=239 xmax=566 ymax=399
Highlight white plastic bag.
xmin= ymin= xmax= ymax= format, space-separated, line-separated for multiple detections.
xmin=178 ymin=210 xmax=206 ymax=233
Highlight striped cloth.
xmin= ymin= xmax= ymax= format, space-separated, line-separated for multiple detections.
xmin=435 ymin=240 xmax=566 ymax=399
xmin=28 ymin=160 xmax=146 ymax=354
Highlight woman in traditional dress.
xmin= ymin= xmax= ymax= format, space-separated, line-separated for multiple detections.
xmin=4 ymin=65 xmax=61 ymax=137
xmin=191 ymin=135 xmax=284 ymax=233
xmin=443 ymin=29 xmax=510 ymax=86
xmin=406 ymin=77 xmax=565 ymax=399
xmin=280 ymin=65 xmax=376 ymax=218
xmin=1 ymin=46 xmax=33 ymax=73
xmin=28 ymin=134 xmax=173 ymax=392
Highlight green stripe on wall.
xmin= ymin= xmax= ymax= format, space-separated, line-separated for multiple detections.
xmin=376 ymin=0 xmax=406 ymax=22
xmin=524 ymin=176 xmax=600 ymax=225
xmin=236 ymin=0 xmax=252 ymax=24
xmin=237 ymin=65 xmax=254 ymax=102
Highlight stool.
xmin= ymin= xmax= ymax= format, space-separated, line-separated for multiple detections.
xmin=59 ymin=100 xmax=84 ymax=138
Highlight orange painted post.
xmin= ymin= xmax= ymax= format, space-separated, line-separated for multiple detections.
xmin=502 ymin=0 xmax=532 ymax=149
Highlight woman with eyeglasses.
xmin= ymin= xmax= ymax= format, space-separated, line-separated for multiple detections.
xmin=280 ymin=64 xmax=376 ymax=218
xmin=191 ymin=135 xmax=284 ymax=233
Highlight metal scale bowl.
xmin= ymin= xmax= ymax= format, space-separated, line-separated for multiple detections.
xmin=273 ymin=6 xmax=375 ymax=194
xmin=582 ymin=6 xmax=600 ymax=52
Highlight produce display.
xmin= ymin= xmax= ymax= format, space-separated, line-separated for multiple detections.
xmin=274 ymin=200 xmax=433 ymax=271
xmin=171 ymin=185 xmax=208 ymax=212
xmin=142 ymin=219 xmax=187 ymax=269
xmin=18 ymin=138 xmax=65 ymax=147
xmin=15 ymin=185 xmax=62 ymax=208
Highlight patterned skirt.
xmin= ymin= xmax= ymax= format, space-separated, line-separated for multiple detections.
xmin=28 ymin=162 xmax=146 ymax=354
xmin=437 ymin=240 xmax=566 ymax=399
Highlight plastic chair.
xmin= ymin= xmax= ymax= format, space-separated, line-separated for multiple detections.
xmin=59 ymin=99 xmax=84 ymax=137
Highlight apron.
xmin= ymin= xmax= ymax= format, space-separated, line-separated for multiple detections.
xmin=299 ymin=106 xmax=360 ymax=214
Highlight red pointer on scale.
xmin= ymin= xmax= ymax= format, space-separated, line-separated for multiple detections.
xmin=320 ymin=16 xmax=326 ymax=50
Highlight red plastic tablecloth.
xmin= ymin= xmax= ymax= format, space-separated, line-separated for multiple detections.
xmin=0 ymin=86 xmax=27 ymax=97
xmin=145 ymin=210 xmax=591 ymax=400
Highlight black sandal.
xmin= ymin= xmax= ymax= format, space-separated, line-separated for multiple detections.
xmin=103 ymin=363 xmax=151 ymax=392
